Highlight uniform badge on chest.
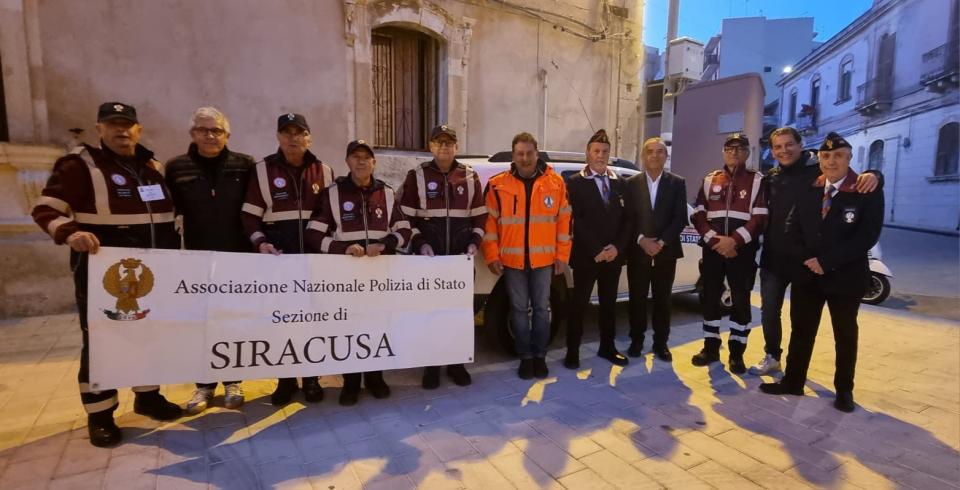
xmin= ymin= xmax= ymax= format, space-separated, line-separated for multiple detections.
xmin=712 ymin=185 xmax=722 ymax=193
xmin=273 ymin=177 xmax=287 ymax=189
xmin=111 ymin=174 xmax=127 ymax=186
xmin=738 ymin=189 xmax=747 ymax=199
xmin=843 ymin=209 xmax=857 ymax=223
xmin=343 ymin=201 xmax=355 ymax=212
xmin=312 ymin=182 xmax=321 ymax=194
xmin=544 ymin=196 xmax=554 ymax=208
xmin=375 ymin=207 xmax=383 ymax=219
xmin=457 ymin=185 xmax=464 ymax=195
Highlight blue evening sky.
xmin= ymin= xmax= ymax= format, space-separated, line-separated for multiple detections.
xmin=643 ymin=0 xmax=875 ymax=50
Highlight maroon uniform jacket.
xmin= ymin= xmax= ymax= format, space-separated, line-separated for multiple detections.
xmin=305 ymin=175 xmax=412 ymax=255
xmin=240 ymin=149 xmax=334 ymax=254
xmin=32 ymin=143 xmax=178 ymax=252
xmin=399 ymin=159 xmax=487 ymax=255
xmin=691 ymin=164 xmax=768 ymax=248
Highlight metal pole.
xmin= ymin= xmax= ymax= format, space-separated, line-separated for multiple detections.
xmin=660 ymin=0 xmax=680 ymax=147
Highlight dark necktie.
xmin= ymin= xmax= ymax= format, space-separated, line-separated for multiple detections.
xmin=599 ymin=175 xmax=610 ymax=204
xmin=822 ymin=184 xmax=835 ymax=219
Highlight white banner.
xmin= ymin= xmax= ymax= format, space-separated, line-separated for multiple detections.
xmin=87 ymin=247 xmax=474 ymax=389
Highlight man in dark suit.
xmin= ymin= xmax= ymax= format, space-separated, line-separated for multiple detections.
xmin=622 ymin=137 xmax=688 ymax=361
xmin=760 ymin=132 xmax=884 ymax=413
xmin=563 ymin=129 xmax=629 ymax=369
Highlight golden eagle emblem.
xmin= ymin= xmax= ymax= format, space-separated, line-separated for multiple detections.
xmin=102 ymin=258 xmax=154 ymax=321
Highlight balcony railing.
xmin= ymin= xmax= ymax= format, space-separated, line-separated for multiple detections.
xmin=920 ymin=43 xmax=959 ymax=89
xmin=856 ymin=79 xmax=892 ymax=114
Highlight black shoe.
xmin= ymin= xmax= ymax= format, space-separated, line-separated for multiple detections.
xmin=691 ymin=348 xmax=720 ymax=366
xmin=339 ymin=389 xmax=359 ymax=406
xmin=365 ymin=373 xmax=391 ymax=399
xmin=133 ymin=391 xmax=182 ymax=421
xmin=728 ymin=355 xmax=747 ymax=374
xmin=518 ymin=359 xmax=534 ymax=380
xmin=627 ymin=340 xmax=644 ymax=358
xmin=533 ymin=357 xmax=549 ymax=379
xmin=597 ymin=348 xmax=629 ymax=366
xmin=652 ymin=344 xmax=673 ymax=362
xmin=834 ymin=391 xmax=855 ymax=413
xmin=422 ymin=366 xmax=441 ymax=390
xmin=446 ymin=364 xmax=472 ymax=387
xmin=271 ymin=378 xmax=299 ymax=406
xmin=87 ymin=413 xmax=122 ymax=447
xmin=563 ymin=350 xmax=580 ymax=370
xmin=302 ymin=377 xmax=324 ymax=403
xmin=759 ymin=382 xmax=804 ymax=396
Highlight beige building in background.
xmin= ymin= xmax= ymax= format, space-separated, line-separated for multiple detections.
xmin=0 ymin=0 xmax=645 ymax=317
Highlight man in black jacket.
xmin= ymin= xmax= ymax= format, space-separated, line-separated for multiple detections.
xmin=563 ymin=129 xmax=629 ymax=369
xmin=623 ymin=137 xmax=688 ymax=361
xmin=760 ymin=132 xmax=883 ymax=413
xmin=165 ymin=107 xmax=255 ymax=414
xmin=748 ymin=127 xmax=880 ymax=377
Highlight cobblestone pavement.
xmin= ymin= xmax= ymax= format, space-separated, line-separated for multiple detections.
xmin=0 ymin=293 xmax=957 ymax=489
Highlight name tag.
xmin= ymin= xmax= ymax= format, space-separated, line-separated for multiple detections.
xmin=137 ymin=184 xmax=165 ymax=202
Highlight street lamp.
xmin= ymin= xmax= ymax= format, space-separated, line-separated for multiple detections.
xmin=782 ymin=66 xmax=794 ymax=74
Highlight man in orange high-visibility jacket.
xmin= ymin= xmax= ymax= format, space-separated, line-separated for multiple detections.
xmin=482 ymin=132 xmax=571 ymax=380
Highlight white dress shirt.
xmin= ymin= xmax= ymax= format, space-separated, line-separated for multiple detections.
xmin=638 ymin=171 xmax=664 ymax=244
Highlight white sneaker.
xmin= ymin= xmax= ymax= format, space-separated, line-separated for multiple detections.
xmin=748 ymin=354 xmax=782 ymax=376
xmin=224 ymin=383 xmax=245 ymax=409
xmin=185 ymin=387 xmax=214 ymax=415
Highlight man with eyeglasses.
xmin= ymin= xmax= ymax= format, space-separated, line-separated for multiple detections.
xmin=399 ymin=125 xmax=485 ymax=389
xmin=689 ymin=133 xmax=767 ymax=374
xmin=165 ymin=107 xmax=255 ymax=414
xmin=241 ymin=113 xmax=334 ymax=406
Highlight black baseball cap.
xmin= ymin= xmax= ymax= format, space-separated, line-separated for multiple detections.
xmin=346 ymin=139 xmax=375 ymax=157
xmin=430 ymin=124 xmax=457 ymax=141
xmin=724 ymin=132 xmax=750 ymax=147
xmin=277 ymin=113 xmax=310 ymax=132
xmin=97 ymin=102 xmax=138 ymax=123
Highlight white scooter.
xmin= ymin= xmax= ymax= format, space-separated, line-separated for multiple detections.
xmin=863 ymin=244 xmax=893 ymax=304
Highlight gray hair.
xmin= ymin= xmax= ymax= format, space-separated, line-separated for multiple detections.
xmin=190 ymin=106 xmax=230 ymax=134
xmin=642 ymin=137 xmax=667 ymax=152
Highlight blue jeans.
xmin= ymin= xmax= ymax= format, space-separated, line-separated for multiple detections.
xmin=504 ymin=266 xmax=553 ymax=359
xmin=760 ymin=268 xmax=790 ymax=360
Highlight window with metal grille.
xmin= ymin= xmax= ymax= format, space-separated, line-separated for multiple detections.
xmin=371 ymin=27 xmax=440 ymax=151
xmin=935 ymin=122 xmax=959 ymax=176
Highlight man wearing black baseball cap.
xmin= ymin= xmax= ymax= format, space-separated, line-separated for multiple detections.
xmin=31 ymin=101 xmax=183 ymax=446
xmin=399 ymin=124 xmax=484 ymax=389
xmin=241 ymin=112 xmax=334 ymax=406
xmin=689 ymin=133 xmax=768 ymax=374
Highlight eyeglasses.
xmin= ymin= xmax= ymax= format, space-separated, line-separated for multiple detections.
xmin=192 ymin=127 xmax=226 ymax=137
xmin=723 ymin=146 xmax=749 ymax=154
xmin=280 ymin=129 xmax=310 ymax=139
xmin=431 ymin=140 xmax=456 ymax=148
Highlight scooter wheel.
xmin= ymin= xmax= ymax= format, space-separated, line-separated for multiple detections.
xmin=862 ymin=272 xmax=890 ymax=305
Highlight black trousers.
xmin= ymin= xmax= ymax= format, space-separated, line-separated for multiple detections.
xmin=627 ymin=256 xmax=677 ymax=347
xmin=566 ymin=262 xmax=621 ymax=352
xmin=699 ymin=246 xmax=756 ymax=350
xmin=74 ymin=253 xmax=159 ymax=415
xmin=342 ymin=371 xmax=386 ymax=391
xmin=783 ymin=281 xmax=860 ymax=392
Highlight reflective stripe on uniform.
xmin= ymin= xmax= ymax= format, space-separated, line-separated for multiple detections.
xmin=307 ymin=220 xmax=328 ymax=233
xmin=483 ymin=232 xmax=499 ymax=241
xmin=559 ymin=205 xmax=572 ymax=214
xmin=329 ymin=185 xmax=343 ymax=234
xmin=256 ymin=161 xmax=273 ymax=215
xmin=79 ymin=150 xmax=111 ymax=216
xmin=74 ymin=212 xmax=175 ymax=225
xmin=500 ymin=245 xmax=555 ymax=255
xmin=335 ymin=229 xmax=389 ymax=242
xmin=529 ymin=215 xmax=556 ymax=224
xmin=499 ymin=216 xmax=524 ymax=225
xmin=415 ymin=165 xmax=428 ymax=210
xmin=46 ymin=216 xmax=73 ymax=236
xmin=487 ymin=207 xmax=500 ymax=218
xmin=749 ymin=172 xmax=762 ymax=211
xmin=412 ymin=208 xmax=476 ymax=218
xmin=736 ymin=227 xmax=752 ymax=244
xmin=241 ymin=202 xmax=265 ymax=217
xmin=703 ymin=230 xmax=717 ymax=242
xmin=262 ymin=209 xmax=311 ymax=222
xmin=35 ymin=196 xmax=71 ymax=214
xmin=322 ymin=165 xmax=334 ymax=189
xmin=83 ymin=396 xmax=119 ymax=414
xmin=250 ymin=231 xmax=266 ymax=243
xmin=384 ymin=186 xmax=396 ymax=224
xmin=556 ymin=233 xmax=571 ymax=241
xmin=400 ymin=205 xmax=418 ymax=217
xmin=472 ymin=227 xmax=485 ymax=236
xmin=706 ymin=210 xmax=752 ymax=221
xmin=320 ymin=237 xmax=334 ymax=253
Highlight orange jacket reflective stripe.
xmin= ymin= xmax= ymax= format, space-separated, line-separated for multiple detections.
xmin=482 ymin=165 xmax=571 ymax=269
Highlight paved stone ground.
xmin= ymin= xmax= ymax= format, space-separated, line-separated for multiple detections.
xmin=0 ymin=291 xmax=957 ymax=490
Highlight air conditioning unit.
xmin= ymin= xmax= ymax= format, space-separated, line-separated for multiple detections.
xmin=667 ymin=37 xmax=705 ymax=81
